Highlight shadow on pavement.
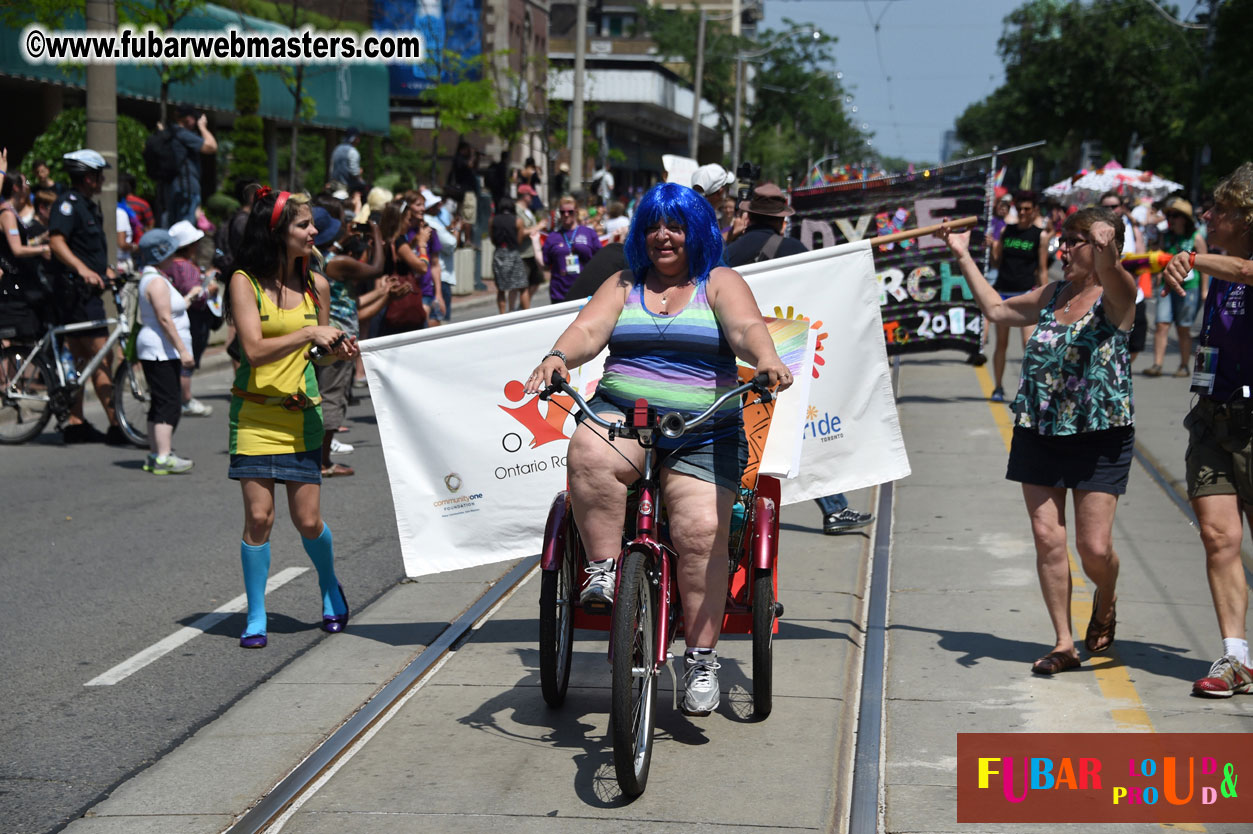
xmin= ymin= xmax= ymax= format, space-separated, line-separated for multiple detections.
xmin=456 ymin=652 xmax=764 ymax=809
xmin=179 ymin=610 xmax=325 ymax=638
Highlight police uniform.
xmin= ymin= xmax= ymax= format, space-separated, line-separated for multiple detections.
xmin=49 ymin=188 xmax=109 ymax=334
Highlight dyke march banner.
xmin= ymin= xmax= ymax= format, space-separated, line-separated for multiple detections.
xmin=361 ymin=239 xmax=910 ymax=577
xmin=790 ymin=171 xmax=989 ymax=356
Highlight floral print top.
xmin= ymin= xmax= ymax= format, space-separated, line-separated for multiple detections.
xmin=1011 ymin=283 xmax=1134 ymax=435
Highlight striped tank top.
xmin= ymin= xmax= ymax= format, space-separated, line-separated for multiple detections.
xmin=598 ymin=279 xmax=739 ymax=445
xmin=228 ymin=272 xmax=323 ymax=455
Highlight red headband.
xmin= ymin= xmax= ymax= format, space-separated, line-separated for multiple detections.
xmin=269 ymin=190 xmax=292 ymax=231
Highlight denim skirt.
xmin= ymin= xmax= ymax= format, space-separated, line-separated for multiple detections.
xmin=228 ymin=449 xmax=323 ymax=484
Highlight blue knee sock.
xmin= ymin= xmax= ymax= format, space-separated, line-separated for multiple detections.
xmin=301 ymin=522 xmax=347 ymax=617
xmin=240 ymin=541 xmax=271 ymax=637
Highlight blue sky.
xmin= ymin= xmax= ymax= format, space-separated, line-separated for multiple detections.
xmin=761 ymin=0 xmax=1021 ymax=164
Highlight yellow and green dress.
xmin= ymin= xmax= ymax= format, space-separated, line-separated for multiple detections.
xmin=228 ymin=273 xmax=324 ymax=457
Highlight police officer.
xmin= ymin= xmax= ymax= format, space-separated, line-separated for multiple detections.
xmin=48 ymin=149 xmax=125 ymax=444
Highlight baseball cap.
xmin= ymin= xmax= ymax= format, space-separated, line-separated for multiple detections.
xmin=690 ymin=163 xmax=735 ymax=196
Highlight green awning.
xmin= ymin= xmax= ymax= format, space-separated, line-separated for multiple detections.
xmin=0 ymin=2 xmax=389 ymax=133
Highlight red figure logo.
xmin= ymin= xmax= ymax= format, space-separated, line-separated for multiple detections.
xmin=499 ymin=380 xmax=576 ymax=448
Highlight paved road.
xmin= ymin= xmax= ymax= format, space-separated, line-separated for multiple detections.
xmin=0 ymin=292 xmax=523 ymax=834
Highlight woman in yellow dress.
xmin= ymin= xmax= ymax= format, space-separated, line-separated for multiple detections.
xmin=225 ymin=188 xmax=359 ymax=648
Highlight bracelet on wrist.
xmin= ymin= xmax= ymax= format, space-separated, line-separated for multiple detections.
xmin=544 ymin=349 xmax=567 ymax=365
xmin=1189 ymin=251 xmax=1197 ymax=270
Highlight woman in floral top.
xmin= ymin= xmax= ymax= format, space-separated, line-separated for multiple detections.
xmin=941 ymin=207 xmax=1137 ymax=677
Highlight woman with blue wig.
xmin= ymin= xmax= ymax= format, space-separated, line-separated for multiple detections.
xmin=523 ymin=182 xmax=792 ymax=716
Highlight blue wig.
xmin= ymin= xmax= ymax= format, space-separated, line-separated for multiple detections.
xmin=624 ymin=182 xmax=723 ymax=283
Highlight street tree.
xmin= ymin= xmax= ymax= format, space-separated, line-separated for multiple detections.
xmin=743 ymin=24 xmax=864 ymax=184
xmin=955 ymin=0 xmax=1206 ymax=187
xmin=117 ymin=0 xmax=210 ymax=126
xmin=229 ymin=69 xmax=268 ymax=189
xmin=635 ymin=4 xmax=746 ymax=140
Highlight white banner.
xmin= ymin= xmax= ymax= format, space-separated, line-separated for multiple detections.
xmin=361 ymin=239 xmax=909 ymax=577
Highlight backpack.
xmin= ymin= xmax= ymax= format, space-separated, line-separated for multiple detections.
xmin=143 ymin=126 xmax=181 ymax=184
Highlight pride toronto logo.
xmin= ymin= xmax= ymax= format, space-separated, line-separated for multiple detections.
xmin=957 ymin=733 xmax=1249 ymax=824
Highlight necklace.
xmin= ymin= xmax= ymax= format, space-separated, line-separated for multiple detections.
xmin=657 ymin=278 xmax=692 ymax=314
xmin=1063 ymin=284 xmax=1099 ymax=315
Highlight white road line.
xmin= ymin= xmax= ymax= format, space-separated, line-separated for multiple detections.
xmin=85 ymin=567 xmax=310 ymax=686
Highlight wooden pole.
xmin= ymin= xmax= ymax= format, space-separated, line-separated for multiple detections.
xmin=866 ymin=215 xmax=976 ymax=246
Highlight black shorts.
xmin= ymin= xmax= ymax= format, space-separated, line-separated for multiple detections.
xmin=1006 ymin=425 xmax=1135 ymax=495
xmin=1128 ymin=299 xmax=1147 ymax=354
xmin=53 ymin=273 xmax=108 ymax=338
xmin=142 ymin=358 xmax=183 ymax=427
xmin=187 ymin=307 xmax=213 ymax=366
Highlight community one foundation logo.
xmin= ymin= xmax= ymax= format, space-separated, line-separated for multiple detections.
xmin=957 ymin=734 xmax=1249 ymax=824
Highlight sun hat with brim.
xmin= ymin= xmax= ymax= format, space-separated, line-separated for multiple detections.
xmin=138 ymin=229 xmax=178 ymax=267
xmin=421 ymin=188 xmax=441 ymax=209
xmin=1164 ymin=198 xmax=1194 ymax=220
xmin=167 ymin=219 xmax=204 ymax=250
xmin=312 ymin=207 xmax=341 ymax=249
xmin=739 ymin=183 xmax=794 ymax=218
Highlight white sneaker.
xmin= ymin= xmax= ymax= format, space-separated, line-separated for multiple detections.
xmin=330 ymin=438 xmax=354 ymax=455
xmin=149 ymin=452 xmax=194 ymax=475
xmin=579 ymin=559 xmax=616 ymax=609
xmin=181 ymin=397 xmax=213 ymax=417
xmin=681 ymin=650 xmax=721 ymax=716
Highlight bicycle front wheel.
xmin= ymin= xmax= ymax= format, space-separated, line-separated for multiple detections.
xmin=112 ymin=360 xmax=149 ymax=447
xmin=0 ymin=345 xmax=54 ymax=444
xmin=610 ymin=549 xmax=658 ymax=797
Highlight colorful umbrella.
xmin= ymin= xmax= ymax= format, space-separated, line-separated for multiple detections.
xmin=1043 ymin=161 xmax=1182 ymax=207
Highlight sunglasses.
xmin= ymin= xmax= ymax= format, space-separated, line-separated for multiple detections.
xmin=1101 ymin=203 xmax=1121 ymax=209
xmin=559 ymin=209 xmax=576 ymax=215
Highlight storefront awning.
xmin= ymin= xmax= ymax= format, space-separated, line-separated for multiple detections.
xmin=0 ymin=2 xmax=389 ymax=133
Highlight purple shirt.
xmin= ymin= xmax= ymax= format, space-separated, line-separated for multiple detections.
xmin=161 ymin=258 xmax=206 ymax=311
xmin=1201 ymin=278 xmax=1253 ymax=401
xmin=542 ymin=225 xmax=601 ymax=303
xmin=404 ymin=230 xmax=437 ymax=298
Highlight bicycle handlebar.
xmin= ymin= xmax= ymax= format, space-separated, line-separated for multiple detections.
xmin=541 ymin=369 xmax=774 ymax=440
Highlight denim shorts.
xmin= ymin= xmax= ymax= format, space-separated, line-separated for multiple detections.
xmin=579 ymin=394 xmax=748 ymax=493
xmin=1155 ymin=287 xmax=1200 ymax=327
xmin=228 ymin=449 xmax=323 ymax=484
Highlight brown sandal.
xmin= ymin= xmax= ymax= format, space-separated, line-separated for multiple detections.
xmin=1032 ymin=651 xmax=1081 ymax=675
xmin=321 ymin=463 xmax=355 ymax=478
xmin=1085 ymin=588 xmax=1116 ymax=654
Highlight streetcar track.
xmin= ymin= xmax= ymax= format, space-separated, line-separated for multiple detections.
xmin=225 ymin=555 xmax=541 ymax=834
xmin=229 ymin=362 xmax=902 ymax=833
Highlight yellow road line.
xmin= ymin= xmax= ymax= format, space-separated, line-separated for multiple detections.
xmin=969 ymin=364 xmax=1203 ymax=833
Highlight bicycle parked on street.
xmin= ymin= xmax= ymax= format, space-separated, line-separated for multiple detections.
xmin=536 ymin=369 xmax=784 ymax=797
xmin=0 ymin=277 xmax=149 ymax=446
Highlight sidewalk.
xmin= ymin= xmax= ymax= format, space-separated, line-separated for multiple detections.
xmin=64 ymin=340 xmax=1252 ymax=833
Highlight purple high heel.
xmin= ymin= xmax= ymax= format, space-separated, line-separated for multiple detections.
xmin=239 ymin=634 xmax=267 ymax=649
xmin=321 ymin=583 xmax=350 ymax=633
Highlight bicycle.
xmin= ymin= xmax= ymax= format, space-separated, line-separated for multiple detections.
xmin=0 ymin=277 xmax=148 ymax=446
xmin=537 ymin=369 xmax=784 ymax=797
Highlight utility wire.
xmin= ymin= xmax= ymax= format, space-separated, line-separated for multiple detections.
xmin=862 ymin=0 xmax=905 ymax=159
